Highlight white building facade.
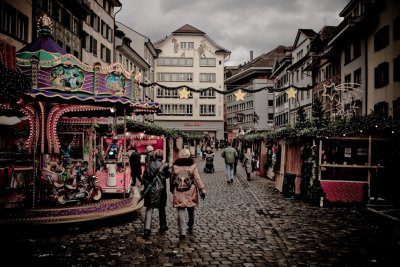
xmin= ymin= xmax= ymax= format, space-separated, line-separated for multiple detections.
xmin=153 ymin=24 xmax=230 ymax=140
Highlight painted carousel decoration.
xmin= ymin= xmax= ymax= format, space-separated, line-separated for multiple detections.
xmin=0 ymin=15 xmax=158 ymax=223
xmin=17 ymin=15 xmax=159 ymax=112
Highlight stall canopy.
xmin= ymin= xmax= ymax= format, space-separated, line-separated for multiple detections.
xmin=15 ymin=15 xmax=160 ymax=115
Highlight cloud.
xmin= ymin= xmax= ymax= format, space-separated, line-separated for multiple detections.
xmin=117 ymin=0 xmax=348 ymax=66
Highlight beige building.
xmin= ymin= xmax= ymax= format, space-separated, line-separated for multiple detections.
xmin=287 ymin=29 xmax=316 ymax=125
xmin=366 ymin=0 xmax=400 ymax=118
xmin=153 ymin=24 xmax=230 ymax=140
xmin=114 ymin=21 xmax=158 ymax=122
xmin=81 ymin=0 xmax=121 ymax=65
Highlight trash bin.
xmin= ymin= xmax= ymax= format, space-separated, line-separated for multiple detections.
xmin=282 ymin=173 xmax=296 ymax=198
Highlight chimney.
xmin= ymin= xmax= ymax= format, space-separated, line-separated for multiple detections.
xmin=250 ymin=50 xmax=253 ymax=61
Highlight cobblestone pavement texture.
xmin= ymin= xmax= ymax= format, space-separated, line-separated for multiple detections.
xmin=1 ymin=150 xmax=399 ymax=267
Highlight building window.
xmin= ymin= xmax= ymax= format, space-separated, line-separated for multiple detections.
xmin=354 ymin=68 xmax=362 ymax=84
xmin=180 ymin=42 xmax=194 ymax=49
xmin=159 ymin=104 xmax=192 ymax=116
xmin=344 ymin=46 xmax=351 ymax=64
xmin=199 ymin=58 xmax=216 ymax=67
xmin=353 ymin=40 xmax=361 ymax=59
xmin=157 ymin=88 xmax=179 ymax=98
xmin=63 ymin=9 xmax=71 ymax=29
xmin=374 ymin=25 xmax=389 ymax=52
xmin=156 ymin=72 xmax=193 ymax=82
xmin=90 ymin=12 xmax=100 ymax=32
xmin=345 ymin=73 xmax=351 ymax=84
xmin=90 ymin=37 xmax=97 ymax=56
xmin=391 ymin=16 xmax=400 ymax=42
xmin=156 ymin=57 xmax=193 ymax=67
xmin=82 ymin=31 xmax=89 ymax=50
xmin=100 ymin=45 xmax=110 ymax=63
xmin=72 ymin=18 xmax=79 ymax=35
xmin=200 ymin=105 xmax=215 ymax=116
xmin=374 ymin=101 xmax=388 ymax=117
xmin=0 ymin=2 xmax=29 ymax=42
xmin=374 ymin=62 xmax=389 ymax=88
xmin=394 ymin=55 xmax=400 ymax=82
xmin=16 ymin=11 xmax=28 ymax=41
xmin=199 ymin=73 xmax=216 ymax=82
xmin=393 ymin=97 xmax=400 ymax=120
xmin=200 ymin=90 xmax=215 ymax=98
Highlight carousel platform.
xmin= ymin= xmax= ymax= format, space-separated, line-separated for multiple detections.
xmin=0 ymin=189 xmax=144 ymax=225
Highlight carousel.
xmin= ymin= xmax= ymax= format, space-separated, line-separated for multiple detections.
xmin=0 ymin=15 xmax=160 ymax=224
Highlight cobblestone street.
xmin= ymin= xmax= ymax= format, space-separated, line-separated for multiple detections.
xmin=1 ymin=150 xmax=399 ymax=267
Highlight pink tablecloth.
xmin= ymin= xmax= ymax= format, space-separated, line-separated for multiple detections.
xmin=320 ymin=181 xmax=367 ymax=203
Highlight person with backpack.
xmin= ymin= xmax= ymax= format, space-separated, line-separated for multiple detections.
xmin=170 ymin=148 xmax=206 ymax=240
xmin=221 ymin=140 xmax=238 ymax=183
xmin=142 ymin=149 xmax=170 ymax=239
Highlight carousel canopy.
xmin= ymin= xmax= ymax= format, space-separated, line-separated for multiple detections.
xmin=15 ymin=15 xmax=160 ymax=114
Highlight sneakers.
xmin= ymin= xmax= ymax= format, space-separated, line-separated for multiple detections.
xmin=227 ymin=180 xmax=233 ymax=183
xmin=179 ymin=234 xmax=186 ymax=240
xmin=143 ymin=229 xmax=151 ymax=239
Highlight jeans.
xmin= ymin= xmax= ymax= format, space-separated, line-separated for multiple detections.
xmin=225 ymin=163 xmax=234 ymax=181
xmin=144 ymin=206 xmax=167 ymax=231
xmin=177 ymin=208 xmax=187 ymax=235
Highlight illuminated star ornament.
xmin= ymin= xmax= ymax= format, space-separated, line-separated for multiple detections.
xmin=322 ymin=83 xmax=338 ymax=101
xmin=286 ymin=87 xmax=297 ymax=99
xmin=234 ymin=89 xmax=246 ymax=101
xmin=179 ymin=87 xmax=190 ymax=99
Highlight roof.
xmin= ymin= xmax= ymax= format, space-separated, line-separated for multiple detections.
xmin=173 ymin=24 xmax=205 ymax=35
xmin=225 ymin=45 xmax=288 ymax=84
xmin=18 ymin=35 xmax=66 ymax=55
xmin=155 ymin=24 xmax=230 ymax=55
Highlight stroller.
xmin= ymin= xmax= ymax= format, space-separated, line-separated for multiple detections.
xmin=203 ymin=153 xmax=215 ymax=173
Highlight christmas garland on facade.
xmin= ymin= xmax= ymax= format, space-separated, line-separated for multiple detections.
xmin=140 ymin=82 xmax=313 ymax=95
xmin=237 ymin=113 xmax=400 ymax=143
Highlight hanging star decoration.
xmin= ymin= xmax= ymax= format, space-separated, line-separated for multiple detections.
xmin=286 ymin=87 xmax=297 ymax=99
xmin=234 ymin=89 xmax=246 ymax=101
xmin=179 ymin=87 xmax=190 ymax=99
xmin=321 ymin=83 xmax=338 ymax=101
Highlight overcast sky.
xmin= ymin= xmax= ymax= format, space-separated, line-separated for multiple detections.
xmin=117 ymin=0 xmax=348 ymax=66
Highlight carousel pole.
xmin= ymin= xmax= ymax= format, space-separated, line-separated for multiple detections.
xmin=32 ymin=106 xmax=38 ymax=209
xmin=30 ymin=56 xmax=39 ymax=209
xmin=123 ymin=107 xmax=127 ymax=198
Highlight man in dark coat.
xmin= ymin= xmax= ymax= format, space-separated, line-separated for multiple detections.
xmin=129 ymin=146 xmax=142 ymax=187
xmin=142 ymin=149 xmax=170 ymax=239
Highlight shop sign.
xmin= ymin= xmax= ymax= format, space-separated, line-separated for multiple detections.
xmin=184 ymin=122 xmax=200 ymax=126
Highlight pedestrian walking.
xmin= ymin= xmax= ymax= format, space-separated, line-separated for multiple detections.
xmin=243 ymin=148 xmax=253 ymax=181
xmin=221 ymin=141 xmax=238 ymax=183
xmin=170 ymin=148 xmax=206 ymax=240
xmin=141 ymin=149 xmax=170 ymax=239
xmin=129 ymin=146 xmax=142 ymax=187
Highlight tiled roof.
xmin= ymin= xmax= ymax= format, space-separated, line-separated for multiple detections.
xmin=300 ymin=29 xmax=318 ymax=38
xmin=173 ymin=24 xmax=205 ymax=35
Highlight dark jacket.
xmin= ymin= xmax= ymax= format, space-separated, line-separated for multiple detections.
xmin=129 ymin=150 xmax=142 ymax=177
xmin=142 ymin=157 xmax=170 ymax=208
